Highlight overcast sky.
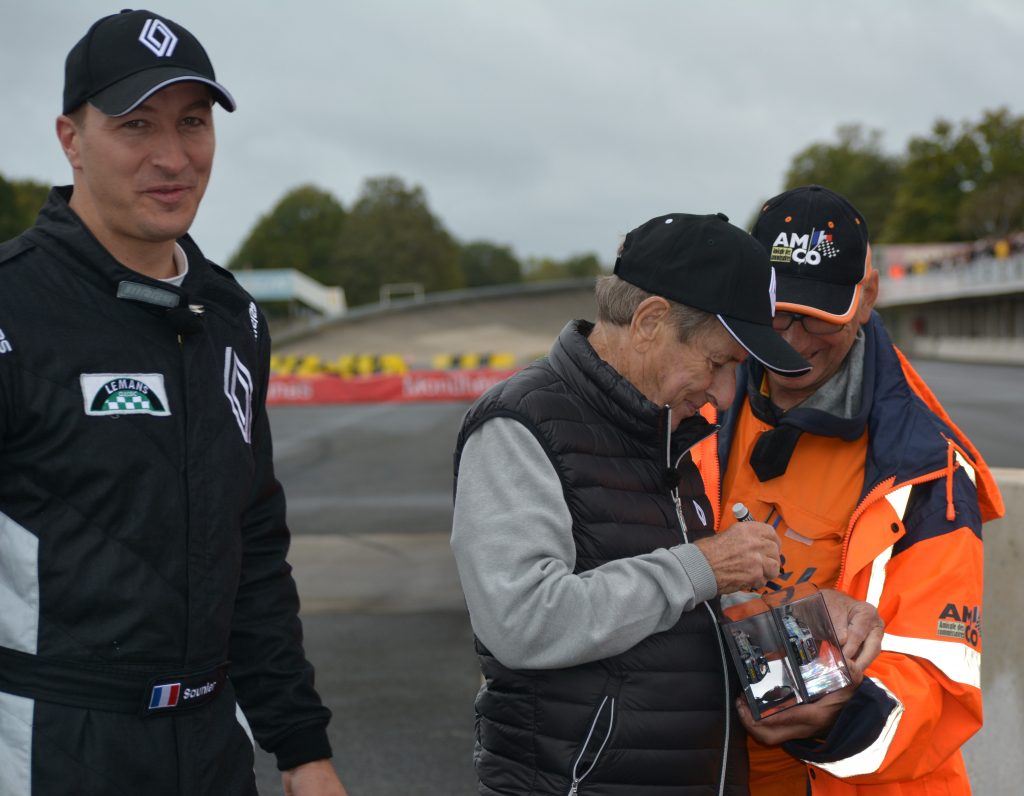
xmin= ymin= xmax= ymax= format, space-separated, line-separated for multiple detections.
xmin=3 ymin=0 xmax=1022 ymax=268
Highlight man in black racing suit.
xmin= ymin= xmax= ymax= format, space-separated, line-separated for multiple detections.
xmin=0 ymin=9 xmax=348 ymax=795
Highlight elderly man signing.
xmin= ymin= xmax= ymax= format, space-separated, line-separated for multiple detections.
xmin=451 ymin=212 xmax=883 ymax=796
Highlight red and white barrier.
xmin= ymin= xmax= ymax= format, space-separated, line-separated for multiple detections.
xmin=267 ymin=369 xmax=520 ymax=405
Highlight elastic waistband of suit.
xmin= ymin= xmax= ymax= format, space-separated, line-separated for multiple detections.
xmin=0 ymin=645 xmax=228 ymax=717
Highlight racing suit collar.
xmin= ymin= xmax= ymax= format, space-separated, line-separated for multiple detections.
xmin=28 ymin=186 xmax=208 ymax=301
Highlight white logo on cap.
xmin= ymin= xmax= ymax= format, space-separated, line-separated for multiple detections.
xmin=769 ymin=267 xmax=777 ymax=316
xmin=770 ymin=230 xmax=838 ymax=266
xmin=139 ymin=19 xmax=178 ymax=57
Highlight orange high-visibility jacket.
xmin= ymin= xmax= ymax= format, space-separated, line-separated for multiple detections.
xmin=695 ymin=315 xmax=1004 ymax=795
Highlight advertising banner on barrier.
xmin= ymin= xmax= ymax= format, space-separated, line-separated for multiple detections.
xmin=267 ymin=369 xmax=520 ymax=405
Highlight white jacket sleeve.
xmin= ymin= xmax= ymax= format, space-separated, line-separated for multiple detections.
xmin=451 ymin=416 xmax=718 ymax=669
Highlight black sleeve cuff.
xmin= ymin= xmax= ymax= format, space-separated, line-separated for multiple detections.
xmin=273 ymin=724 xmax=333 ymax=771
xmin=784 ymin=678 xmax=898 ymax=764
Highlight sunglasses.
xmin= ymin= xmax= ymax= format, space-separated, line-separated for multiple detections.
xmin=771 ymin=312 xmax=847 ymax=336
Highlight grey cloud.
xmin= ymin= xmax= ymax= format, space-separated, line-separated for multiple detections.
xmin=3 ymin=0 xmax=1022 ymax=266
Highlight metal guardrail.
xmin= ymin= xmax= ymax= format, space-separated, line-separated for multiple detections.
xmin=877 ymin=255 xmax=1024 ymax=306
xmin=270 ymin=277 xmax=598 ymax=347
xmin=234 ymin=254 xmax=1024 ymax=319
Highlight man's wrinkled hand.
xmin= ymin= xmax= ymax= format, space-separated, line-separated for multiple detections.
xmin=694 ymin=521 xmax=781 ymax=595
xmin=820 ymin=589 xmax=884 ymax=680
xmin=736 ymin=683 xmax=855 ymax=746
xmin=282 ymin=759 xmax=348 ymax=796
xmin=736 ymin=591 xmax=883 ymax=745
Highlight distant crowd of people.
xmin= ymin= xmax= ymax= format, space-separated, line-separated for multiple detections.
xmin=883 ymin=230 xmax=1024 ymax=279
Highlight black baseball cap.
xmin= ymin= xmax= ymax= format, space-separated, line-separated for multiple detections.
xmin=63 ymin=9 xmax=236 ymax=116
xmin=751 ymin=185 xmax=871 ymax=323
xmin=614 ymin=212 xmax=810 ymax=375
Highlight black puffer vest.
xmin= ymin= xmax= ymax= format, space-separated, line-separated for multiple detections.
xmin=454 ymin=321 xmax=747 ymax=796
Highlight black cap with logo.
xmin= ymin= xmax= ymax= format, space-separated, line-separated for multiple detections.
xmin=63 ymin=9 xmax=236 ymax=116
xmin=614 ymin=212 xmax=810 ymax=375
xmin=751 ymin=185 xmax=870 ymax=323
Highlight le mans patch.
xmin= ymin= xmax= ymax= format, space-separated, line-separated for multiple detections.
xmin=81 ymin=373 xmax=171 ymax=417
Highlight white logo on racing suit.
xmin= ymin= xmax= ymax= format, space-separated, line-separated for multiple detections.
xmin=224 ymin=347 xmax=253 ymax=444
xmin=183 ymin=681 xmax=218 ymax=700
xmin=81 ymin=374 xmax=171 ymax=417
xmin=248 ymin=302 xmax=259 ymax=341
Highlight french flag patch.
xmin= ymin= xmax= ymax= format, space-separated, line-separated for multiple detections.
xmin=149 ymin=682 xmax=181 ymax=710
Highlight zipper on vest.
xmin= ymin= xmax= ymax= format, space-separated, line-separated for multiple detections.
xmin=709 ymin=600 xmax=731 ymax=796
xmin=671 ymin=489 xmax=690 ymax=544
xmin=566 ymin=695 xmax=616 ymax=796
xmin=671 ymin=453 xmax=730 ymax=793
xmin=664 ymin=404 xmax=718 ymax=544
xmin=663 ymin=405 xmax=731 ymax=795
xmin=664 ymin=405 xmax=691 ymax=545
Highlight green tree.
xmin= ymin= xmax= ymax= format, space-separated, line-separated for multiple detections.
xmin=776 ymin=110 xmax=1024 ymax=243
xmin=524 ymin=253 xmax=604 ymax=282
xmin=0 ymin=173 xmax=49 ymax=241
xmin=227 ymin=184 xmax=346 ymax=284
xmin=331 ymin=176 xmax=462 ymax=306
xmin=779 ymin=124 xmax=901 ymax=241
xmin=0 ymin=176 xmax=18 ymax=242
xmin=885 ymin=118 xmax=982 ymax=242
xmin=460 ymin=241 xmax=522 ymax=287
xmin=955 ymin=108 xmax=1024 ymax=238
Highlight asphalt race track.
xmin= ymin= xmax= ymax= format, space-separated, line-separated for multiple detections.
xmin=252 ymin=359 xmax=1023 ymax=794
xmin=254 ymin=401 xmax=477 ymax=794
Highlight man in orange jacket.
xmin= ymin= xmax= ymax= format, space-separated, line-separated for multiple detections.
xmin=695 ymin=186 xmax=1004 ymax=795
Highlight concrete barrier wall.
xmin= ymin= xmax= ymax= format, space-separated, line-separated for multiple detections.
xmin=963 ymin=468 xmax=1024 ymax=794
xmin=895 ymin=335 xmax=1024 ymax=366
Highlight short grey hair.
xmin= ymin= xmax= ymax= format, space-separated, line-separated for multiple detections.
xmin=594 ymin=275 xmax=721 ymax=342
